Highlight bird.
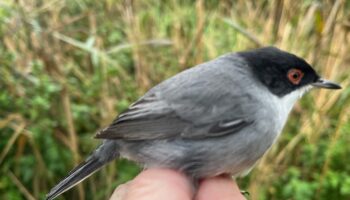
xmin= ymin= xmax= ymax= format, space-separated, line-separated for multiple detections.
xmin=46 ymin=46 xmax=341 ymax=200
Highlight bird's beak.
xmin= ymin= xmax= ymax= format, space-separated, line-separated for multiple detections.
xmin=312 ymin=78 xmax=342 ymax=89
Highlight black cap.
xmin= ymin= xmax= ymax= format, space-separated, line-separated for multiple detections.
xmin=238 ymin=47 xmax=341 ymax=96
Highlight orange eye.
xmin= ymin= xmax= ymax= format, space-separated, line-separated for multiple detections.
xmin=287 ymin=69 xmax=304 ymax=85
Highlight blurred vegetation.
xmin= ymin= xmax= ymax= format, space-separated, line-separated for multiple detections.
xmin=0 ymin=0 xmax=350 ymax=199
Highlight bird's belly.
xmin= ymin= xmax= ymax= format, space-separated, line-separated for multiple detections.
xmin=119 ymin=123 xmax=280 ymax=178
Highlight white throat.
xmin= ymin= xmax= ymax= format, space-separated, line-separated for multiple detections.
xmin=273 ymin=85 xmax=312 ymax=131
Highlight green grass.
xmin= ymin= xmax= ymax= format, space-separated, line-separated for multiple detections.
xmin=1 ymin=0 xmax=350 ymax=199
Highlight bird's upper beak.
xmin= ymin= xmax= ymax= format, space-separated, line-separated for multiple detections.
xmin=312 ymin=78 xmax=342 ymax=89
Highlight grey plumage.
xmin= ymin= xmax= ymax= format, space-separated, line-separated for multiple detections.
xmin=46 ymin=47 xmax=341 ymax=200
xmin=96 ymin=54 xmax=257 ymax=140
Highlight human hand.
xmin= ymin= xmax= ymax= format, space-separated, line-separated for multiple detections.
xmin=110 ymin=168 xmax=245 ymax=200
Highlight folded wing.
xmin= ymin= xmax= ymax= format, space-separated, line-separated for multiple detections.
xmin=95 ymin=55 xmax=257 ymax=140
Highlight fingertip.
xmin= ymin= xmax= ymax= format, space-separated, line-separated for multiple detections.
xmin=122 ymin=168 xmax=193 ymax=200
xmin=195 ymin=175 xmax=245 ymax=200
xmin=110 ymin=182 xmax=129 ymax=200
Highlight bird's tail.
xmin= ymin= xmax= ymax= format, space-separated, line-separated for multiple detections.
xmin=46 ymin=141 xmax=120 ymax=200
xmin=46 ymin=157 xmax=104 ymax=200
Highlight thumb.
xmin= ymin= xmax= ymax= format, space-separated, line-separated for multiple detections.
xmin=110 ymin=168 xmax=194 ymax=200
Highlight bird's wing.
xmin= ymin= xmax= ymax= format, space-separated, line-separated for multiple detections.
xmin=95 ymin=93 xmax=185 ymax=140
xmin=95 ymin=55 xmax=258 ymax=140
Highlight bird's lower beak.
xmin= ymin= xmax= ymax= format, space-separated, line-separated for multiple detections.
xmin=312 ymin=78 xmax=341 ymax=89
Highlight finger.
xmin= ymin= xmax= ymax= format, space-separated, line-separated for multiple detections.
xmin=110 ymin=182 xmax=130 ymax=200
xmin=195 ymin=175 xmax=246 ymax=200
xmin=111 ymin=168 xmax=194 ymax=200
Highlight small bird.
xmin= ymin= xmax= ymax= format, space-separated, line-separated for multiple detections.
xmin=46 ymin=47 xmax=341 ymax=200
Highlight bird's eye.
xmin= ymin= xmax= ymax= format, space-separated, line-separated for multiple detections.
xmin=287 ymin=69 xmax=304 ymax=85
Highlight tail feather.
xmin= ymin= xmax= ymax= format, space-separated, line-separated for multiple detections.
xmin=46 ymin=141 xmax=120 ymax=199
xmin=46 ymin=157 xmax=104 ymax=200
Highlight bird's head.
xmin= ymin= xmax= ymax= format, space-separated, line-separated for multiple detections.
xmin=238 ymin=46 xmax=341 ymax=97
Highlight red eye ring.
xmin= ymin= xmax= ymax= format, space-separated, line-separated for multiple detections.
xmin=287 ymin=69 xmax=304 ymax=85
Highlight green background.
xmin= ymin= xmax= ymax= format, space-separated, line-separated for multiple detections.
xmin=1 ymin=0 xmax=350 ymax=199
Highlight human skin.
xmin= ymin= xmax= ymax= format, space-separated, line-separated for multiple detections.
xmin=110 ymin=168 xmax=246 ymax=200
